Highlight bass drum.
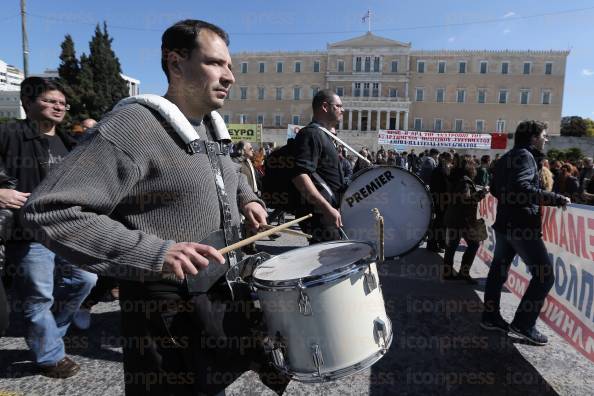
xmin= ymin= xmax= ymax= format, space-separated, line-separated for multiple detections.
xmin=340 ymin=166 xmax=433 ymax=258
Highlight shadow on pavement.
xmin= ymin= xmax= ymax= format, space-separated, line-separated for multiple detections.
xmin=368 ymin=248 xmax=558 ymax=396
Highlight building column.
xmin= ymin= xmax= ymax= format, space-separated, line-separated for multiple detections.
xmin=348 ymin=110 xmax=353 ymax=130
xmin=385 ymin=110 xmax=390 ymax=129
xmin=366 ymin=110 xmax=371 ymax=131
xmin=405 ymin=82 xmax=409 ymax=100
xmin=404 ymin=111 xmax=409 ymax=131
xmin=339 ymin=113 xmax=344 ymax=130
xmin=376 ymin=110 xmax=381 ymax=131
xmin=396 ymin=111 xmax=400 ymax=130
xmin=357 ymin=110 xmax=362 ymax=131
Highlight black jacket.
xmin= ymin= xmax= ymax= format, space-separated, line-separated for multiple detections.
xmin=490 ymin=145 xmax=565 ymax=239
xmin=0 ymin=120 xmax=76 ymax=240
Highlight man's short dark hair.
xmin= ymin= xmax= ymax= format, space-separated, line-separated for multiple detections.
xmin=429 ymin=148 xmax=439 ymax=156
xmin=161 ymin=19 xmax=230 ymax=82
xmin=312 ymin=89 xmax=337 ymax=111
xmin=20 ymin=77 xmax=66 ymax=109
xmin=514 ymin=120 xmax=548 ymax=147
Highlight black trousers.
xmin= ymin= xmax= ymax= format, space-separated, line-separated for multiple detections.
xmin=118 ymin=280 xmax=289 ymax=396
xmin=483 ymin=231 xmax=555 ymax=330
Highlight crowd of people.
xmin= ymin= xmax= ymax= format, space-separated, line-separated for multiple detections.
xmin=0 ymin=17 xmax=586 ymax=395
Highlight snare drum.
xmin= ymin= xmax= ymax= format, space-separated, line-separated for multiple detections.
xmin=252 ymin=241 xmax=392 ymax=382
xmin=340 ymin=166 xmax=433 ymax=258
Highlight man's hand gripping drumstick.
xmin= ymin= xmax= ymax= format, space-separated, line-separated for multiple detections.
xmin=162 ymin=214 xmax=313 ymax=279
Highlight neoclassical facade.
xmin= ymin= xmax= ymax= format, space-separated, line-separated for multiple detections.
xmin=224 ymin=32 xmax=568 ymax=135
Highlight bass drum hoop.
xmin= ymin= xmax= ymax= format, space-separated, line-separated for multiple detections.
xmin=340 ymin=165 xmax=434 ymax=259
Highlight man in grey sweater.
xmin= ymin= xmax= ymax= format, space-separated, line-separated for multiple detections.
xmin=23 ymin=20 xmax=271 ymax=395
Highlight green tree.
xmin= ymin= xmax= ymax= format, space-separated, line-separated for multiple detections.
xmin=585 ymin=118 xmax=594 ymax=137
xmin=58 ymin=34 xmax=84 ymax=123
xmin=560 ymin=116 xmax=587 ymax=137
xmin=86 ymin=23 xmax=129 ymax=119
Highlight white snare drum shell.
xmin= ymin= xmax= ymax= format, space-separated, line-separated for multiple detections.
xmin=253 ymin=241 xmax=393 ymax=382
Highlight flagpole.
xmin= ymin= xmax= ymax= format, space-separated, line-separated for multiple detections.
xmin=368 ymin=10 xmax=371 ymax=32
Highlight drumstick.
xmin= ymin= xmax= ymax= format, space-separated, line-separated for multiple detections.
xmin=372 ymin=208 xmax=385 ymax=263
xmin=219 ymin=214 xmax=313 ymax=255
xmin=259 ymin=224 xmax=312 ymax=239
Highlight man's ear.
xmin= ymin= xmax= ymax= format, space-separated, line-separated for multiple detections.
xmin=166 ymin=51 xmax=186 ymax=80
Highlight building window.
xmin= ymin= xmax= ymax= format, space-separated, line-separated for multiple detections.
xmin=257 ymin=114 xmax=264 ymax=125
xmin=389 ymin=88 xmax=398 ymax=98
xmin=311 ymin=86 xmax=319 ymax=97
xmin=292 ymin=115 xmax=300 ymax=125
xmin=364 ymin=56 xmax=371 ymax=72
xmin=223 ymin=114 xmax=230 ymax=124
xmin=336 ymin=87 xmax=344 ymax=96
xmin=545 ymin=62 xmax=553 ymax=75
xmin=496 ymin=119 xmax=506 ymax=132
xmin=542 ymin=90 xmax=551 ymax=105
xmin=523 ymin=62 xmax=531 ymax=75
xmin=372 ymin=83 xmax=379 ymax=97
xmin=259 ymin=62 xmax=266 ymax=73
xmin=363 ymin=83 xmax=370 ymax=97
xmin=373 ymin=57 xmax=380 ymax=72
xmin=293 ymin=87 xmax=301 ymax=100
xmin=337 ymin=60 xmax=344 ymax=72
xmin=480 ymin=61 xmax=488 ymax=74
xmin=477 ymin=89 xmax=486 ymax=104
xmin=354 ymin=83 xmax=361 ymax=97
xmin=355 ymin=57 xmax=362 ymax=72
xmin=257 ymin=87 xmax=265 ymax=100
xmin=415 ymin=88 xmax=424 ymax=102
xmin=294 ymin=62 xmax=301 ymax=73
xmin=436 ymin=88 xmax=444 ymax=103
xmin=498 ymin=90 xmax=508 ymax=104
xmin=434 ymin=119 xmax=442 ymax=132
xmin=240 ymin=87 xmax=247 ymax=100
xmin=520 ymin=90 xmax=530 ymax=105
xmin=476 ymin=120 xmax=485 ymax=133
xmin=240 ymin=62 xmax=248 ymax=74
xmin=391 ymin=60 xmax=398 ymax=73
xmin=414 ymin=118 xmax=423 ymax=131
xmin=501 ymin=62 xmax=509 ymax=74
xmin=456 ymin=89 xmax=466 ymax=103
xmin=276 ymin=62 xmax=283 ymax=73
xmin=454 ymin=119 xmax=463 ymax=132
xmin=313 ymin=60 xmax=320 ymax=72
xmin=275 ymin=114 xmax=282 ymax=126
xmin=458 ymin=61 xmax=467 ymax=74
xmin=239 ymin=114 xmax=248 ymax=124
xmin=417 ymin=60 xmax=425 ymax=73
xmin=276 ymin=88 xmax=283 ymax=101
xmin=438 ymin=61 xmax=446 ymax=74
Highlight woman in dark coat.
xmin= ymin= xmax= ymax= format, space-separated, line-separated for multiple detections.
xmin=443 ymin=157 xmax=488 ymax=283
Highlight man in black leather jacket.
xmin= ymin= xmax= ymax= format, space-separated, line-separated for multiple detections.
xmin=481 ymin=120 xmax=569 ymax=345
xmin=0 ymin=160 xmax=16 ymax=335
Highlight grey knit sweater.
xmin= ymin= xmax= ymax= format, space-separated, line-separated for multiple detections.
xmin=22 ymin=103 xmax=261 ymax=282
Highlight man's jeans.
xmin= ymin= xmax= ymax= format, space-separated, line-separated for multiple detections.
xmin=483 ymin=231 xmax=555 ymax=330
xmin=9 ymin=242 xmax=97 ymax=365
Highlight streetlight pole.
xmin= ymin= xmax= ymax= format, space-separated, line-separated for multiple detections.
xmin=21 ymin=0 xmax=29 ymax=78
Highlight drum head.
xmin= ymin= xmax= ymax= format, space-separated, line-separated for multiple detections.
xmin=252 ymin=241 xmax=374 ymax=285
xmin=340 ymin=166 xmax=433 ymax=258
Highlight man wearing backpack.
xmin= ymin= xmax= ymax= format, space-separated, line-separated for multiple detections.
xmin=291 ymin=89 xmax=345 ymax=243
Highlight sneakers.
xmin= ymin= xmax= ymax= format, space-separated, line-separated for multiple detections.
xmin=39 ymin=356 xmax=80 ymax=378
xmin=509 ymin=324 xmax=548 ymax=346
xmin=72 ymin=308 xmax=91 ymax=330
xmin=480 ymin=314 xmax=509 ymax=333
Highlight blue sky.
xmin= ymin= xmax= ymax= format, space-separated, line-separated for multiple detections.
xmin=1 ymin=0 xmax=593 ymax=118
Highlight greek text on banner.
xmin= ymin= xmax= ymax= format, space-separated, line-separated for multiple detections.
xmin=227 ymin=124 xmax=262 ymax=143
xmin=378 ymin=130 xmax=492 ymax=149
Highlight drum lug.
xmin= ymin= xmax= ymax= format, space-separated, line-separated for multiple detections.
xmin=374 ymin=318 xmax=389 ymax=352
xmin=298 ymin=282 xmax=312 ymax=316
xmin=364 ymin=268 xmax=377 ymax=292
xmin=263 ymin=336 xmax=287 ymax=370
xmin=311 ymin=343 xmax=324 ymax=377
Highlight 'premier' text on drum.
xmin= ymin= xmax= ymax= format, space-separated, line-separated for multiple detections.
xmin=344 ymin=170 xmax=394 ymax=207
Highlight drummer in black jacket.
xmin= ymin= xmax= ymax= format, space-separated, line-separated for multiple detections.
xmin=291 ymin=89 xmax=345 ymax=243
xmin=482 ymin=120 xmax=569 ymax=346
